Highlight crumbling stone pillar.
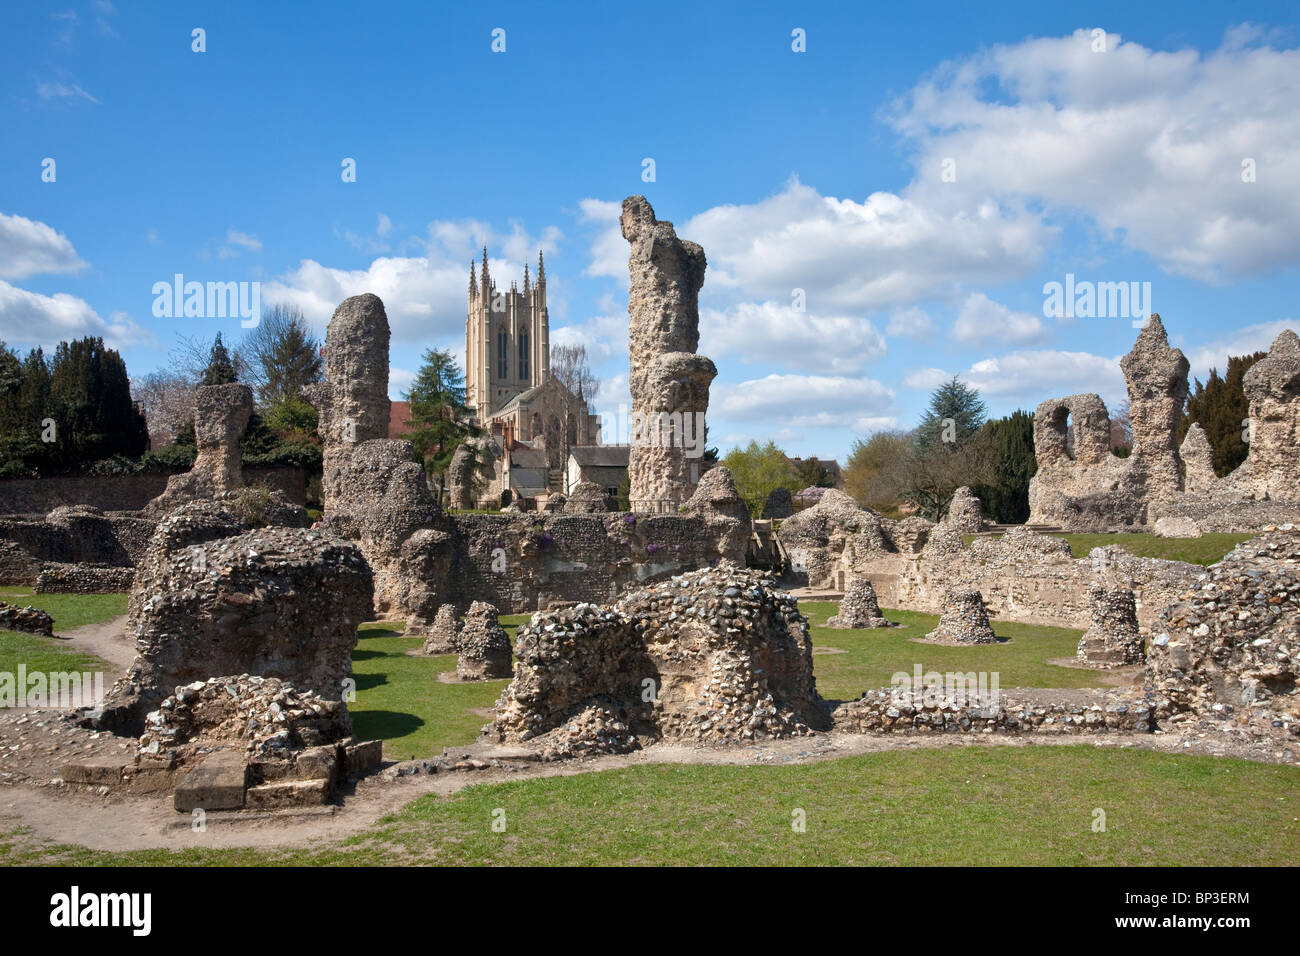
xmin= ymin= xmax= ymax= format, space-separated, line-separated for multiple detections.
xmin=1120 ymin=314 xmax=1190 ymax=498
xmin=621 ymin=195 xmax=717 ymax=513
xmin=1076 ymin=585 xmax=1144 ymax=667
xmin=145 ymin=383 xmax=253 ymax=514
xmin=1235 ymin=330 xmax=1300 ymax=499
xmin=924 ymin=588 xmax=996 ymax=644
xmin=826 ymin=578 xmax=892 ymax=629
xmin=1179 ymin=424 xmax=1218 ymax=494
xmin=456 ymin=601 xmax=512 ymax=680
xmin=304 ymin=293 xmax=392 ymax=515
xmin=420 ymin=604 xmax=460 ymax=655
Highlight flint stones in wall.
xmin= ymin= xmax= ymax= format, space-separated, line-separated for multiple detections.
xmin=776 ymin=488 xmax=895 ymax=586
xmin=924 ymin=588 xmax=996 ymax=645
xmin=0 ymin=601 xmax=54 ymax=636
xmin=563 ymin=481 xmax=608 ymax=514
xmin=421 ymin=604 xmax=461 ymax=655
xmin=1153 ymin=516 xmax=1202 ymax=538
xmin=488 ymin=565 xmax=827 ymax=759
xmin=456 ymin=601 xmax=512 ymax=680
xmin=621 ymin=196 xmax=717 ymax=513
xmin=102 ymin=523 xmax=373 ymax=732
xmin=1076 ymin=586 xmax=1144 ymax=668
xmin=941 ymin=486 xmax=987 ymax=533
xmin=826 ymin=578 xmax=892 ymax=629
xmin=1147 ymin=525 xmax=1300 ymax=729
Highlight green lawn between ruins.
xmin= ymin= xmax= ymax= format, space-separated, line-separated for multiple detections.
xmin=1 ymin=530 xmax=1296 ymax=866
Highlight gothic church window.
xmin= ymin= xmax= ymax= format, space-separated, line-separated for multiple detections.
xmin=519 ymin=332 xmax=530 ymax=380
xmin=498 ymin=330 xmax=508 ymax=380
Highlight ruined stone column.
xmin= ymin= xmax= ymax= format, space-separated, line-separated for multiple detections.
xmin=304 ymin=293 xmax=392 ymax=515
xmin=1119 ymin=314 xmax=1189 ymax=500
xmin=144 ymin=382 xmax=253 ymax=514
xmin=1076 ymin=585 xmax=1144 ymax=667
xmin=621 ymin=195 xmax=717 ymax=513
xmin=1235 ymin=330 xmax=1300 ymax=499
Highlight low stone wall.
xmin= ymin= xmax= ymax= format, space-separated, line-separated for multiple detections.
xmin=0 ymin=465 xmax=306 ymax=514
xmin=35 ymin=563 xmax=136 ymax=594
xmin=448 ymin=512 xmax=726 ymax=613
xmin=870 ymin=537 xmax=1199 ymax=631
xmin=830 ymin=689 xmax=1157 ymax=735
xmin=0 ymin=510 xmax=156 ymax=586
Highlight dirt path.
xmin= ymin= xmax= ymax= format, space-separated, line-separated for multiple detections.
xmin=51 ymin=614 xmax=133 ymax=677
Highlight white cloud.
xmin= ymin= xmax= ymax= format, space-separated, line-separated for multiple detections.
xmin=890 ymin=27 xmax=1300 ymax=281
xmin=701 ymin=301 xmax=886 ymax=374
xmin=1184 ymin=318 xmax=1296 ymax=379
xmin=714 ymin=373 xmax=895 ymax=428
xmin=36 ymin=81 xmax=99 ymax=104
xmin=682 ymin=178 xmax=1050 ymax=312
xmin=952 ymin=292 xmax=1047 ymax=345
xmin=264 ymin=216 xmax=564 ymax=346
xmin=376 ymin=213 xmax=392 ymax=237
xmin=886 ymin=306 xmax=933 ymax=338
xmin=0 ymin=213 xmax=87 ymax=280
xmin=217 ymin=229 xmax=262 ymax=259
xmin=578 ymin=198 xmax=624 ymax=279
xmin=911 ymin=349 xmax=1126 ymax=408
xmin=0 ymin=280 xmax=150 ymax=349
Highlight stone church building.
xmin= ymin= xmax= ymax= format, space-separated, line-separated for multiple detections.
xmin=463 ymin=249 xmax=611 ymax=503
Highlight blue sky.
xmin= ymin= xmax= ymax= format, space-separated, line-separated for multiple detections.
xmin=2 ymin=0 xmax=1298 ymax=460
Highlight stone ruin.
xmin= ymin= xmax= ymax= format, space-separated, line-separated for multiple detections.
xmin=98 ymin=501 xmax=374 ymax=733
xmin=924 ymin=588 xmax=996 ymax=645
xmin=0 ymin=601 xmax=54 ymax=636
xmin=420 ymin=604 xmax=460 ymax=655
xmin=1029 ymin=316 xmax=1300 ymax=531
xmin=304 ymin=294 xmax=452 ymax=631
xmin=563 ymin=480 xmax=608 ymax=514
xmin=487 ymin=564 xmax=826 ymax=759
xmin=145 ymin=383 xmax=254 ymax=515
xmin=679 ymin=465 xmax=752 ymax=564
xmin=941 ymin=486 xmax=988 ymax=533
xmin=455 ymin=601 xmax=512 ymax=680
xmin=621 ymin=195 xmax=717 ymax=514
xmin=136 ymin=675 xmax=381 ymax=811
xmin=1147 ymin=525 xmax=1300 ymax=734
xmin=825 ymin=578 xmax=892 ymax=629
xmin=1076 ymin=585 xmax=1145 ymax=668
xmin=778 ymin=488 xmax=917 ymax=586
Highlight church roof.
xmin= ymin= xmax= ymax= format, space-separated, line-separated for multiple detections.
xmin=569 ymin=444 xmax=630 ymax=468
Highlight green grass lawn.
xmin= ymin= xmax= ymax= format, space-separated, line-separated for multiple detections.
xmin=3 ymin=746 xmax=1294 ymax=866
xmin=0 ymin=589 xmax=123 ymax=680
xmin=0 ymin=588 xmax=128 ymax=631
xmin=802 ymin=601 xmax=1095 ymax=701
xmin=348 ymin=614 xmax=532 ymax=760
xmin=962 ymin=532 xmax=1252 ymax=566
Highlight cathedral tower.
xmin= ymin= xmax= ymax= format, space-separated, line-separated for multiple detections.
xmin=466 ymin=249 xmax=550 ymax=423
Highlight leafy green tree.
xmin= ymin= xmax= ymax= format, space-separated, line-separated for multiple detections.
xmin=238 ymin=304 xmax=322 ymax=406
xmin=46 ymin=337 xmax=149 ymax=469
xmin=200 ymin=332 xmax=238 ymax=386
xmin=1178 ymin=352 xmax=1266 ymax=477
xmin=843 ymin=431 xmax=912 ymax=510
xmin=792 ymin=457 xmax=835 ymax=489
xmin=406 ymin=348 xmax=480 ymax=477
xmin=721 ymin=440 xmax=797 ymax=517
xmin=970 ymin=410 xmax=1037 ymax=523
xmin=915 ymin=377 xmax=987 ymax=449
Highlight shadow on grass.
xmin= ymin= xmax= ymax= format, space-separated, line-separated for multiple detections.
xmin=351 ymin=709 xmax=424 ymax=743
xmin=353 ymin=671 xmax=387 ymax=691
